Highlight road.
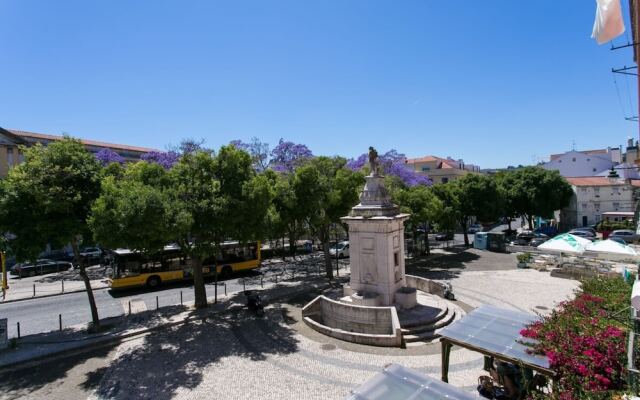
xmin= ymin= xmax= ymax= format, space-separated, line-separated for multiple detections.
xmin=0 ymin=254 xmax=341 ymax=339
xmin=0 ymin=271 xmax=287 ymax=338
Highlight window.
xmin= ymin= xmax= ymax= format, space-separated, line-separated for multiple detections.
xmin=593 ymin=168 xmax=597 ymax=172
xmin=421 ymin=166 xmax=430 ymax=171
xmin=7 ymin=147 xmax=13 ymax=168
xmin=442 ymin=177 xmax=449 ymax=183
xmin=558 ymin=160 xmax=562 ymax=163
xmin=612 ymin=187 xmax=620 ymax=195
xmin=581 ymin=203 xmax=588 ymax=209
xmin=587 ymin=158 xmax=591 ymax=161
xmin=572 ymin=157 xmax=576 ymax=162
xmin=594 ymin=187 xmax=600 ymax=193
xmin=580 ymin=187 xmax=587 ymax=193
xmin=613 ymin=202 xmax=620 ymax=210
xmin=393 ymin=252 xmax=399 ymax=267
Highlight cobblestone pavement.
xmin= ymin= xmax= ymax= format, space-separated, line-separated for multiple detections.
xmin=1 ymin=249 xmax=580 ymax=400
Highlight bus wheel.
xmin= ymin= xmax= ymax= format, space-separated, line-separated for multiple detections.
xmin=147 ymin=276 xmax=161 ymax=288
xmin=220 ymin=266 xmax=232 ymax=279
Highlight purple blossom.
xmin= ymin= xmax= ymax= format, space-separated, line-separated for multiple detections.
xmin=270 ymin=138 xmax=313 ymax=173
xmin=141 ymin=151 xmax=180 ymax=169
xmin=346 ymin=154 xmax=367 ymax=171
xmin=95 ymin=148 xmax=125 ymax=166
xmin=347 ymin=148 xmax=431 ymax=187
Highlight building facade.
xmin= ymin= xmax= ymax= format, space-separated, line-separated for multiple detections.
xmin=404 ymin=155 xmax=480 ymax=184
xmin=541 ymin=148 xmax=621 ymax=178
xmin=559 ymin=177 xmax=637 ymax=230
xmin=0 ymin=127 xmax=156 ymax=177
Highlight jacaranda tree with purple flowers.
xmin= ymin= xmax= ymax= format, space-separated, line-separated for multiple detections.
xmin=230 ymin=137 xmax=270 ymax=172
xmin=94 ymin=148 xmax=125 ymax=166
xmin=270 ymin=138 xmax=313 ymax=173
xmin=346 ymin=149 xmax=431 ymax=188
xmin=141 ymin=151 xmax=180 ymax=169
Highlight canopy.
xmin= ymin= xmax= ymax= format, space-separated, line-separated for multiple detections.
xmin=439 ymin=305 xmax=553 ymax=383
xmin=585 ymin=239 xmax=638 ymax=257
xmin=537 ymin=233 xmax=587 ymax=254
xmin=346 ymin=363 xmax=478 ymax=400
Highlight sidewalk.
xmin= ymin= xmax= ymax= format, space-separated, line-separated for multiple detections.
xmin=0 ymin=276 xmax=332 ymax=371
xmin=1 ymin=277 xmax=109 ymax=303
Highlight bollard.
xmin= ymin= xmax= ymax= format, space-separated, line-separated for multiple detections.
xmin=180 ymin=291 xmax=183 ymax=305
xmin=59 ymin=314 xmax=62 ymax=331
xmin=156 ymin=296 xmax=159 ymax=310
xmin=128 ymin=300 xmax=132 ymax=315
xmin=224 ymin=283 xmax=227 ymax=296
xmin=261 ymin=275 xmax=263 ymax=288
xmin=33 ymin=284 xmax=35 ymax=297
xmin=214 ymin=269 xmax=218 ymax=304
xmin=61 ymin=279 xmax=64 ymax=294
xmin=17 ymin=322 xmax=20 ymax=339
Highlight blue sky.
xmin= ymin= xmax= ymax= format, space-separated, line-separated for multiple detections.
xmin=0 ymin=1 xmax=637 ymax=168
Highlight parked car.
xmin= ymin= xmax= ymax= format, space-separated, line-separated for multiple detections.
xmin=329 ymin=241 xmax=349 ymax=258
xmin=608 ymin=236 xmax=627 ymax=245
xmin=435 ymin=232 xmax=454 ymax=241
xmin=467 ymin=224 xmax=483 ymax=234
xmin=571 ymin=227 xmax=597 ymax=237
xmin=45 ymin=249 xmax=75 ymax=263
xmin=513 ymin=231 xmax=547 ymax=245
xmin=78 ymin=246 xmax=104 ymax=266
xmin=10 ymin=259 xmax=73 ymax=277
xmin=529 ymin=237 xmax=549 ymax=247
xmin=569 ymin=230 xmax=597 ymax=241
xmin=609 ymin=229 xmax=639 ymax=244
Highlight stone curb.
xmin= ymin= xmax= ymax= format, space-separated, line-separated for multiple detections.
xmin=0 ymin=284 xmax=110 ymax=304
xmin=0 ymin=280 xmax=333 ymax=373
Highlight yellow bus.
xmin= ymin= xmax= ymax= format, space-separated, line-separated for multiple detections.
xmin=108 ymin=241 xmax=261 ymax=290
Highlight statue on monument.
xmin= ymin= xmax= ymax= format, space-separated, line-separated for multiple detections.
xmin=368 ymin=146 xmax=379 ymax=176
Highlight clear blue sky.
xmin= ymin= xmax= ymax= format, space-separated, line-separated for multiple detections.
xmin=0 ymin=1 xmax=637 ymax=168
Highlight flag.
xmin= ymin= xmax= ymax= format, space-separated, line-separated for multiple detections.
xmin=591 ymin=0 xmax=626 ymax=44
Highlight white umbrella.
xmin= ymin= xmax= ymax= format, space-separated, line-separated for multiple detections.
xmin=586 ymin=239 xmax=638 ymax=257
xmin=538 ymin=233 xmax=587 ymax=254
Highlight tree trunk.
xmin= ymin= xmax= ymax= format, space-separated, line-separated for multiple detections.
xmin=527 ymin=215 xmax=534 ymax=230
xmin=425 ymin=221 xmax=431 ymax=256
xmin=71 ymin=236 xmax=100 ymax=331
xmin=288 ymin=228 xmax=297 ymax=257
xmin=508 ymin=217 xmax=512 ymax=232
xmin=461 ymin=218 xmax=469 ymax=246
xmin=192 ymin=257 xmax=207 ymax=309
xmin=322 ymin=241 xmax=334 ymax=280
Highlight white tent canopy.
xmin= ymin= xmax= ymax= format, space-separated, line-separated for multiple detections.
xmin=537 ymin=233 xmax=587 ymax=254
xmin=586 ymin=239 xmax=638 ymax=257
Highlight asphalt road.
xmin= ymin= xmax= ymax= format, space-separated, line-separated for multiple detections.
xmin=0 ymin=274 xmax=265 ymax=338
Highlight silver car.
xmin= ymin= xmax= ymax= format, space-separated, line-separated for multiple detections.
xmin=608 ymin=229 xmax=639 ymax=244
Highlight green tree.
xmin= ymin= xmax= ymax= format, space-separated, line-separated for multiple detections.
xmin=89 ymin=162 xmax=172 ymax=255
xmin=510 ymin=167 xmax=573 ymax=229
xmin=0 ymin=138 xmax=103 ymax=329
xmin=394 ymin=185 xmax=443 ymax=256
xmin=494 ymin=171 xmax=520 ymax=231
xmin=167 ymin=145 xmax=271 ymax=308
xmin=295 ymin=157 xmax=364 ymax=279
xmin=433 ymin=174 xmax=500 ymax=246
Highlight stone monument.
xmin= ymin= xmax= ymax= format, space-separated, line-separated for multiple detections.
xmin=301 ymin=147 xmax=460 ymax=347
xmin=341 ymin=147 xmax=412 ymax=307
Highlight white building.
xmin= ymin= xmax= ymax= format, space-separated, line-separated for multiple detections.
xmin=541 ymin=148 xmax=621 ymax=178
xmin=559 ymin=177 xmax=637 ymax=229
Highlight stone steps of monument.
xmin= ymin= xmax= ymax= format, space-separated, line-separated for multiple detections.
xmin=402 ymin=305 xmax=464 ymax=344
xmin=398 ymin=304 xmax=449 ymax=329
xmin=401 ymin=309 xmax=456 ymax=337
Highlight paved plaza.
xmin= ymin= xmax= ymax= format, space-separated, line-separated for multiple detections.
xmin=0 ymin=249 xmax=579 ymax=400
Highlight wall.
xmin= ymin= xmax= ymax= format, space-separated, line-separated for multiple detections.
xmin=302 ymin=295 xmax=402 ymax=347
xmin=405 ymin=275 xmax=446 ymax=297
xmin=542 ymin=151 xmax=614 ymax=177
xmin=561 ymin=182 xmax=635 ymax=228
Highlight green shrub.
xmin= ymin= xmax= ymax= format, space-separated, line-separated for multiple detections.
xmin=517 ymin=252 xmax=533 ymax=263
